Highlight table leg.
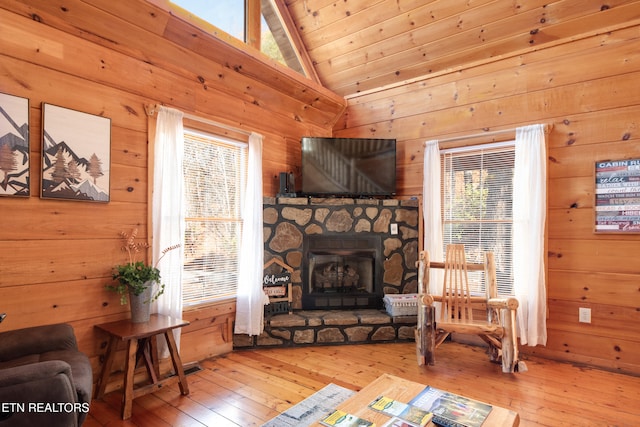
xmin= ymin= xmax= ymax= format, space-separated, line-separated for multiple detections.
xmin=164 ymin=330 xmax=189 ymax=395
xmin=96 ymin=335 xmax=118 ymax=399
xmin=150 ymin=334 xmax=160 ymax=379
xmin=122 ymin=338 xmax=138 ymax=420
xmin=140 ymin=338 xmax=159 ymax=384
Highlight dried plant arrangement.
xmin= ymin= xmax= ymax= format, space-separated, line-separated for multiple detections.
xmin=107 ymin=228 xmax=180 ymax=305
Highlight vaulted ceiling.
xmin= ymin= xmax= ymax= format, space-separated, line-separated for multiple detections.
xmin=283 ymin=0 xmax=640 ymax=98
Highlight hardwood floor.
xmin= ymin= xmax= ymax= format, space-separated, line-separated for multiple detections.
xmin=84 ymin=342 xmax=640 ymax=427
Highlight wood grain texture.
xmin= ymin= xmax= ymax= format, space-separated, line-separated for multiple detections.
xmin=1 ymin=0 xmax=639 ymax=388
xmin=334 ymin=10 xmax=640 ymax=374
xmin=85 ymin=342 xmax=640 ymax=427
xmin=0 ymin=0 xmax=341 ymax=371
xmin=286 ymin=0 xmax=640 ymax=96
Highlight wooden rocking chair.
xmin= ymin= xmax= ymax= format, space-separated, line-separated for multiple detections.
xmin=415 ymin=244 xmax=524 ymax=373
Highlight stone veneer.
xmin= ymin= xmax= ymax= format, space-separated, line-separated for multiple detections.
xmin=233 ymin=197 xmax=420 ymax=349
xmin=233 ymin=310 xmax=417 ymax=348
xmin=263 ymin=196 xmax=420 ymax=309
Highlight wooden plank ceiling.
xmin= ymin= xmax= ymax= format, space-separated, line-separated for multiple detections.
xmin=283 ymin=0 xmax=640 ymax=97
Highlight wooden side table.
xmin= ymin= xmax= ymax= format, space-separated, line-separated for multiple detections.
xmin=95 ymin=314 xmax=190 ymax=419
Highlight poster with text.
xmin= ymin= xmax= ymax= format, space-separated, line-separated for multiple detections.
xmin=595 ymin=158 xmax=640 ymax=233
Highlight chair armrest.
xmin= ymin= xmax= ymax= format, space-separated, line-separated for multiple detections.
xmin=0 ymin=324 xmax=78 ymax=361
xmin=487 ymin=297 xmax=519 ymax=310
xmin=420 ymin=294 xmax=435 ymax=306
xmin=0 ymin=360 xmax=72 ymax=388
xmin=421 ymin=295 xmax=519 ymax=310
xmin=0 ymin=361 xmax=81 ymax=427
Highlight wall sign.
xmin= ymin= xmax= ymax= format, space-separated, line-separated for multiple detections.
xmin=263 ymin=272 xmax=291 ymax=296
xmin=263 ymin=258 xmax=293 ymax=315
xmin=594 ymin=158 xmax=640 ymax=233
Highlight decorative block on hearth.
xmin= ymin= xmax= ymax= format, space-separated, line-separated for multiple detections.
xmin=383 ymin=293 xmax=419 ymax=316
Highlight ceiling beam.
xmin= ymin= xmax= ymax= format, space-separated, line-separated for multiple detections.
xmin=269 ymin=0 xmax=320 ymax=84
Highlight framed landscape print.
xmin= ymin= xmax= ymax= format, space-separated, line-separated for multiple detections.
xmin=41 ymin=103 xmax=111 ymax=202
xmin=0 ymin=92 xmax=30 ymax=197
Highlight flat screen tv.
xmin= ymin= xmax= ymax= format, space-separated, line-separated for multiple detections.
xmin=301 ymin=137 xmax=396 ymax=197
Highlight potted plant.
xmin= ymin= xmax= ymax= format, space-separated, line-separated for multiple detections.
xmin=108 ymin=228 xmax=179 ymax=322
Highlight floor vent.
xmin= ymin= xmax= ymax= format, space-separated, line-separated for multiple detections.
xmin=183 ymin=364 xmax=203 ymax=376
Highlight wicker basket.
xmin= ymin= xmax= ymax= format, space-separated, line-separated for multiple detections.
xmin=383 ymin=294 xmax=419 ymax=316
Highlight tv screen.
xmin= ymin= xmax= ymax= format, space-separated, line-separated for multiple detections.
xmin=301 ymin=137 xmax=396 ymax=197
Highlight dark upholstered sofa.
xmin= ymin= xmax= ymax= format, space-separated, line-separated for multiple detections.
xmin=0 ymin=323 xmax=93 ymax=427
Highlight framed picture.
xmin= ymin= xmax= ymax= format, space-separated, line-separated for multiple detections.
xmin=41 ymin=103 xmax=111 ymax=202
xmin=0 ymin=92 xmax=30 ymax=197
xmin=594 ymin=158 xmax=640 ymax=233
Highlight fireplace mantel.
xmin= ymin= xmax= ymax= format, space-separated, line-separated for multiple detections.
xmin=263 ymin=196 xmax=420 ymax=311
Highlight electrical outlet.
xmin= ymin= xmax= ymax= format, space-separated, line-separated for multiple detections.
xmin=579 ymin=307 xmax=591 ymax=323
xmin=390 ymin=223 xmax=398 ymax=235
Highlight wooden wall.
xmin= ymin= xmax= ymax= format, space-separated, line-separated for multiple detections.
xmin=333 ymin=23 xmax=640 ymax=374
xmin=0 ymin=0 xmax=344 ymax=385
xmin=1 ymin=0 xmax=638 ymax=387
xmin=286 ymin=0 xmax=640 ymax=98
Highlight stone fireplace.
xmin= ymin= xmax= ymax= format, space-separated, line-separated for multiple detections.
xmin=233 ymin=197 xmax=420 ymax=349
xmin=263 ymin=196 xmax=420 ymax=311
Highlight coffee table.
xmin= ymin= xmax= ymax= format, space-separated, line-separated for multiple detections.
xmin=310 ymin=373 xmax=519 ymax=426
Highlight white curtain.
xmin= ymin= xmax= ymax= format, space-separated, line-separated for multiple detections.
xmin=513 ymin=124 xmax=547 ymax=346
xmin=152 ymin=106 xmax=185 ymax=353
xmin=234 ymin=132 xmax=268 ymax=336
xmin=423 ymin=140 xmax=444 ymax=296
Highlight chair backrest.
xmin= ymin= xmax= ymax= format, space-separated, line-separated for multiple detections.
xmin=441 ymin=244 xmax=474 ymax=322
xmin=422 ymin=244 xmax=497 ymax=323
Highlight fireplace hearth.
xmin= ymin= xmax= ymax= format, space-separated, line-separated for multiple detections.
xmin=303 ymin=235 xmax=382 ymax=309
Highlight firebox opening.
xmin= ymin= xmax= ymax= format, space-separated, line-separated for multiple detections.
xmin=302 ymin=235 xmax=383 ymax=310
xmin=309 ymin=252 xmax=374 ymax=295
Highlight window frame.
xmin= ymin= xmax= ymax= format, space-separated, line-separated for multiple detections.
xmin=164 ymin=0 xmax=318 ymax=81
xmin=180 ymin=122 xmax=249 ymax=307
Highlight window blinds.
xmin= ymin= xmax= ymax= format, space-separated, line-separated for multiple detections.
xmin=441 ymin=143 xmax=515 ymax=296
xmin=182 ymin=130 xmax=247 ymax=306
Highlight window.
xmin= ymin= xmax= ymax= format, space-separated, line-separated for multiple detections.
xmin=260 ymin=1 xmax=306 ymax=74
xmin=169 ymin=0 xmax=306 ymax=76
xmin=182 ymin=129 xmax=247 ymax=306
xmin=441 ymin=142 xmax=515 ymax=296
xmin=171 ymin=1 xmax=245 ymax=40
